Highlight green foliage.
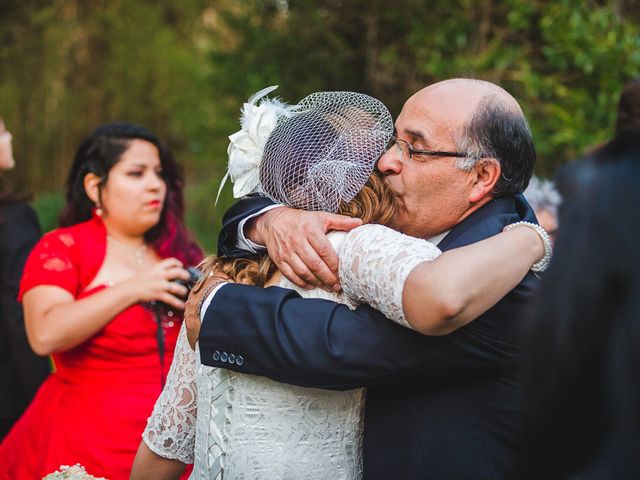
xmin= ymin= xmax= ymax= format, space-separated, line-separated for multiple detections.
xmin=1 ymin=0 xmax=639 ymax=248
xmin=32 ymin=191 xmax=64 ymax=233
xmin=207 ymin=0 xmax=640 ymax=178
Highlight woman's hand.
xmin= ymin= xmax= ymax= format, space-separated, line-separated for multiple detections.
xmin=125 ymin=258 xmax=191 ymax=311
xmin=24 ymin=257 xmax=192 ymax=356
xmin=184 ymin=273 xmax=230 ymax=350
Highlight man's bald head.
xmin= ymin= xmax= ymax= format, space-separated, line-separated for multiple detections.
xmin=405 ymin=78 xmax=535 ymax=196
xmin=412 ymin=78 xmax=524 ymax=121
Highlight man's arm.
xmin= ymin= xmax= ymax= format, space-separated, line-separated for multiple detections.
xmin=198 ymin=282 xmax=532 ymax=391
xmin=218 ymin=197 xmax=361 ymax=290
xmin=217 ymin=195 xmax=276 ymax=257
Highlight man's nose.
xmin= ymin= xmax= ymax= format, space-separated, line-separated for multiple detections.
xmin=377 ymin=147 xmax=403 ymax=175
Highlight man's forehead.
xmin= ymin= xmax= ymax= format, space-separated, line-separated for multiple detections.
xmin=395 ymin=96 xmax=460 ymax=143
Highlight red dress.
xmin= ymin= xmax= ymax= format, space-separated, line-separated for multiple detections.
xmin=0 ymin=217 xmax=187 ymax=479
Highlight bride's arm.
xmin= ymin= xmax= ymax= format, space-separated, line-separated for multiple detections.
xmin=133 ymin=322 xmax=197 ymax=473
xmin=130 ymin=443 xmax=186 ymax=480
xmin=339 ymin=224 xmax=545 ymax=335
xmin=403 ymin=225 xmax=544 ymax=334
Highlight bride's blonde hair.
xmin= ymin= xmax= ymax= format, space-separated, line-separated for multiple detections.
xmin=193 ymin=170 xmax=395 ymax=291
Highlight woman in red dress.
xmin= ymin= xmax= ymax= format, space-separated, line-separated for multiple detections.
xmin=0 ymin=123 xmax=202 ymax=479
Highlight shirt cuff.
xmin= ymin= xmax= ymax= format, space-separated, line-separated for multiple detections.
xmin=200 ymin=282 xmax=229 ymax=323
xmin=237 ymin=204 xmax=284 ymax=253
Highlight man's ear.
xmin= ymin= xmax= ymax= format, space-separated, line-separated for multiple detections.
xmin=468 ymin=158 xmax=500 ymax=203
xmin=83 ymin=173 xmax=102 ymax=204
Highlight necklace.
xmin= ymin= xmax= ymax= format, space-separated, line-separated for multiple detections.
xmin=106 ymin=235 xmax=148 ymax=266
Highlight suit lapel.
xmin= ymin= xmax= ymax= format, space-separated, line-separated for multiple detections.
xmin=437 ymin=194 xmax=536 ymax=251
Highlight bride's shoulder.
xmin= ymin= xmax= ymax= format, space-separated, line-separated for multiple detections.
xmin=327 ymin=229 xmax=348 ymax=250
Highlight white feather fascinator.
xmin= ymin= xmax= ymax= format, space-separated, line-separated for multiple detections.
xmin=219 ymin=86 xmax=393 ymax=213
xmin=217 ymin=85 xmax=298 ymax=202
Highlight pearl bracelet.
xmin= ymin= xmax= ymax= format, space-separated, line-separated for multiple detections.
xmin=503 ymin=221 xmax=553 ymax=273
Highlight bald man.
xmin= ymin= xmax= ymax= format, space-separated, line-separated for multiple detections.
xmin=198 ymin=79 xmax=538 ymax=479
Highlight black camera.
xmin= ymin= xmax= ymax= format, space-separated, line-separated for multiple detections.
xmin=148 ymin=266 xmax=204 ymax=316
xmin=150 ymin=266 xmax=204 ymax=386
xmin=172 ymin=266 xmax=204 ymax=293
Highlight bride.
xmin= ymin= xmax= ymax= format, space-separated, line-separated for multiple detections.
xmin=131 ymin=88 xmax=549 ymax=479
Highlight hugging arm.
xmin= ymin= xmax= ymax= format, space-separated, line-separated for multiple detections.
xmin=204 ymin=195 xmax=541 ymax=389
xmin=216 ymin=194 xmax=277 ymax=257
xmin=218 ymin=196 xmax=361 ymax=289
xmin=135 ymin=322 xmax=196 ymax=473
xmin=198 ymin=282 xmax=529 ymax=390
xmin=340 ymin=223 xmax=543 ymax=335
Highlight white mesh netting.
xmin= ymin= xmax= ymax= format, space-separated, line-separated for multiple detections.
xmin=259 ymin=91 xmax=393 ymax=213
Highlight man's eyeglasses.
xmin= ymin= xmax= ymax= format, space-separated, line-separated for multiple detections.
xmin=386 ymin=135 xmax=483 ymax=161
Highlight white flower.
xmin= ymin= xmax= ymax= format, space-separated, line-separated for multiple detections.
xmin=217 ymin=86 xmax=297 ymax=203
xmin=227 ymin=128 xmax=263 ymax=198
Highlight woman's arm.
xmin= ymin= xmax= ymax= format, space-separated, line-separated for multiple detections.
xmin=138 ymin=322 xmax=198 ymax=466
xmin=339 ymin=224 xmax=545 ymax=336
xmin=403 ymin=225 xmax=543 ymax=335
xmin=23 ymin=258 xmax=189 ymax=355
xmin=130 ymin=442 xmax=187 ymax=480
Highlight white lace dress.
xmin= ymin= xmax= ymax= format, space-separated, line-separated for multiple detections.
xmin=143 ymin=224 xmax=441 ymax=479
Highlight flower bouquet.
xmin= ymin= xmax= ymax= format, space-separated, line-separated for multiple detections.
xmin=43 ymin=463 xmax=108 ymax=479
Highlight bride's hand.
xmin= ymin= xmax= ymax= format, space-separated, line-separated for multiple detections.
xmin=185 ymin=272 xmax=229 ymax=350
xmin=248 ymin=207 xmax=361 ymax=292
xmin=125 ymin=258 xmax=190 ymax=311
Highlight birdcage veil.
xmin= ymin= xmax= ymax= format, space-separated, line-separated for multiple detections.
xmin=223 ymin=87 xmax=393 ymax=213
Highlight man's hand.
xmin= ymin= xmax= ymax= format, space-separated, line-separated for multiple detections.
xmin=247 ymin=207 xmax=362 ymax=291
xmin=185 ymin=274 xmax=229 ymax=349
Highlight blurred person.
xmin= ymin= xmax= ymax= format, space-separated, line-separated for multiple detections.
xmin=0 ymin=123 xmax=202 ymax=480
xmin=130 ymin=89 xmax=548 ymax=479
xmin=615 ymin=77 xmax=640 ymax=135
xmin=556 ymin=77 xmax=640 ymax=206
xmin=524 ymin=176 xmax=561 ymax=243
xmin=0 ymin=118 xmax=50 ymax=440
xmin=518 ymin=137 xmax=640 ymax=479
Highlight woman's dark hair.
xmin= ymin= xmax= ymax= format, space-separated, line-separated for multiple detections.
xmin=518 ymin=139 xmax=640 ymax=478
xmin=59 ymin=122 xmax=201 ymax=266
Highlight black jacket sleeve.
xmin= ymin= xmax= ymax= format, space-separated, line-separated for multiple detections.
xmin=198 ymin=280 xmax=534 ymax=391
xmin=200 ymin=195 xmax=538 ymax=391
xmin=216 ymin=195 xmax=276 ymax=257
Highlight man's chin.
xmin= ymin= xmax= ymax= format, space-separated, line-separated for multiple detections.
xmin=389 ymin=217 xmax=410 ymax=235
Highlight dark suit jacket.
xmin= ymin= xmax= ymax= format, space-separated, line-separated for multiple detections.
xmin=0 ymin=202 xmax=49 ymax=422
xmin=201 ymin=194 xmax=538 ymax=479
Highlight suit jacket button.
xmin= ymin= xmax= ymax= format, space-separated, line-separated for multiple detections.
xmin=228 ymin=353 xmax=236 ymax=364
xmin=235 ymin=355 xmax=244 ymax=366
xmin=213 ymin=350 xmax=221 ymax=361
xmin=220 ymin=351 xmax=228 ymax=363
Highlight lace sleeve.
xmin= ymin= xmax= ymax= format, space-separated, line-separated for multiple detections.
xmin=142 ymin=322 xmax=197 ymax=464
xmin=338 ymin=224 xmax=442 ymax=329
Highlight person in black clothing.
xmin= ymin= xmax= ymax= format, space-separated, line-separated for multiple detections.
xmin=555 ymin=78 xmax=640 ymax=208
xmin=518 ymin=137 xmax=640 ymax=479
xmin=0 ymin=117 xmax=49 ymax=440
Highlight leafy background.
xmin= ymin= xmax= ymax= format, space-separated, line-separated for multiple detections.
xmin=1 ymin=0 xmax=638 ymax=252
